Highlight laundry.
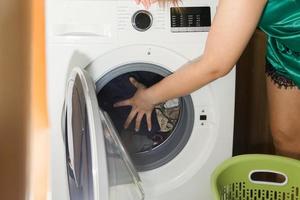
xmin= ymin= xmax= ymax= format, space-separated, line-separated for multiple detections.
xmin=97 ymin=72 xmax=162 ymax=138
xmin=155 ymin=100 xmax=180 ymax=133
xmin=97 ymin=71 xmax=182 ymax=153
xmin=120 ymin=130 xmax=154 ymax=153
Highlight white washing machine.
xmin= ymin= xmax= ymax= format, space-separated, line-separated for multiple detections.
xmin=46 ymin=0 xmax=235 ymax=200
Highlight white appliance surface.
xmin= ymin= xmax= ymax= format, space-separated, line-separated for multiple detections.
xmin=46 ymin=0 xmax=235 ymax=200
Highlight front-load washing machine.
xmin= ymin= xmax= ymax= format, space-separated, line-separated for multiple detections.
xmin=46 ymin=0 xmax=236 ymax=200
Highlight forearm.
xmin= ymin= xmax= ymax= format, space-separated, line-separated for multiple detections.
xmin=146 ymin=0 xmax=266 ymax=105
xmin=146 ymin=56 xmax=227 ymax=104
xmin=117 ymin=0 xmax=267 ymax=131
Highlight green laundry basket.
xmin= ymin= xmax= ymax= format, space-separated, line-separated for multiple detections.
xmin=211 ymin=154 xmax=300 ymax=200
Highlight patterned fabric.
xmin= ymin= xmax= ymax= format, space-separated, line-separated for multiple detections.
xmin=259 ymin=0 xmax=300 ymax=88
xmin=266 ymin=60 xmax=299 ymax=89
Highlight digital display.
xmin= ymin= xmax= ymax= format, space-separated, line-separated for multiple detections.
xmin=171 ymin=7 xmax=211 ymax=32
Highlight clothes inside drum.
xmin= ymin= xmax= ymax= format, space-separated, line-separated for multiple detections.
xmin=97 ymin=71 xmax=182 ymax=154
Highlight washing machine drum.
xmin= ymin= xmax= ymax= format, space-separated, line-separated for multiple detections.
xmin=63 ymin=66 xmax=194 ymax=200
xmin=97 ymin=71 xmax=181 ymax=153
xmin=94 ymin=63 xmax=194 ymax=171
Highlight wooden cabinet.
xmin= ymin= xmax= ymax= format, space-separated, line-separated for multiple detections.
xmin=233 ymin=30 xmax=275 ymax=155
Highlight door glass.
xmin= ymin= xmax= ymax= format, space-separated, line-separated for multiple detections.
xmin=64 ymin=68 xmax=144 ymax=200
xmin=66 ymin=75 xmax=94 ymax=200
xmin=100 ymin=111 xmax=145 ymax=200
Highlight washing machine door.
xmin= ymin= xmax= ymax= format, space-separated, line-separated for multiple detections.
xmin=64 ymin=67 xmax=144 ymax=200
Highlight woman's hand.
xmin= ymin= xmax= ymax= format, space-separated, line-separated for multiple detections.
xmin=113 ymin=77 xmax=156 ymax=132
xmin=134 ymin=0 xmax=158 ymax=9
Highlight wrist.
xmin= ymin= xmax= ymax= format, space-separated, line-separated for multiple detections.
xmin=144 ymin=88 xmax=159 ymax=106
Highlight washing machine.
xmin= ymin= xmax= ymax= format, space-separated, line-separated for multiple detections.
xmin=46 ymin=0 xmax=236 ymax=200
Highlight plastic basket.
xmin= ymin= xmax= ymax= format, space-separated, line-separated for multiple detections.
xmin=211 ymin=154 xmax=300 ymax=200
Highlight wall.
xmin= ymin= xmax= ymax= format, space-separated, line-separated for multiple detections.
xmin=0 ymin=0 xmax=31 ymax=199
xmin=29 ymin=0 xmax=49 ymax=199
xmin=31 ymin=0 xmax=47 ymax=129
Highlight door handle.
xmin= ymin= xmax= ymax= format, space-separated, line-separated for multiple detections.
xmin=54 ymin=24 xmax=111 ymax=37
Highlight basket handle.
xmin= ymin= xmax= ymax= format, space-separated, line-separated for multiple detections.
xmin=248 ymin=170 xmax=288 ymax=186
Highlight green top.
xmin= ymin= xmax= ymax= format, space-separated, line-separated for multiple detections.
xmin=259 ymin=0 xmax=300 ymax=87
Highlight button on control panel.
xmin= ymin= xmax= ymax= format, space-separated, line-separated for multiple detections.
xmin=200 ymin=115 xmax=207 ymax=121
xmin=199 ymin=106 xmax=213 ymax=127
xmin=132 ymin=10 xmax=153 ymax=32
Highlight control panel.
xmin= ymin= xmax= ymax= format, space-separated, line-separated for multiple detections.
xmin=171 ymin=7 xmax=211 ymax=33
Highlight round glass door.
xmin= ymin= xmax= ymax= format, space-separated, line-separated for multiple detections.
xmin=63 ymin=68 xmax=144 ymax=200
xmin=65 ymin=69 xmax=104 ymax=200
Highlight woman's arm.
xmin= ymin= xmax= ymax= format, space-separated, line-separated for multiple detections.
xmin=148 ymin=0 xmax=267 ymax=102
xmin=115 ymin=0 xmax=267 ymax=131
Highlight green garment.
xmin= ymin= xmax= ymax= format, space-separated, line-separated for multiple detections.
xmin=259 ymin=0 xmax=300 ymax=87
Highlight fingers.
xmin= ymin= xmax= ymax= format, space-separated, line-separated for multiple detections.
xmin=135 ymin=112 xmax=145 ymax=132
xmin=124 ymin=109 xmax=138 ymax=129
xmin=124 ymin=110 xmax=152 ymax=132
xmin=146 ymin=112 xmax=152 ymax=132
xmin=135 ymin=0 xmax=154 ymax=9
xmin=113 ymin=99 xmax=131 ymax=108
xmin=141 ymin=0 xmax=147 ymax=9
xmin=144 ymin=0 xmax=152 ymax=9
xmin=134 ymin=0 xmax=158 ymax=9
xmin=127 ymin=111 xmax=152 ymax=132
xmin=129 ymin=77 xmax=146 ymax=89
